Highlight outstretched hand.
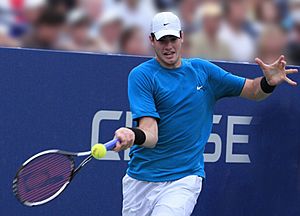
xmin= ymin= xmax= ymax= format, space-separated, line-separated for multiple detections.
xmin=255 ymin=55 xmax=298 ymax=86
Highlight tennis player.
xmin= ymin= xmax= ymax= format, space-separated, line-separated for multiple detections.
xmin=114 ymin=12 xmax=298 ymax=216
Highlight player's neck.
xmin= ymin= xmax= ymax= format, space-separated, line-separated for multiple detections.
xmin=155 ymin=56 xmax=182 ymax=69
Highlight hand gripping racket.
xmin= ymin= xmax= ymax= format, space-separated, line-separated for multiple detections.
xmin=12 ymin=139 xmax=118 ymax=207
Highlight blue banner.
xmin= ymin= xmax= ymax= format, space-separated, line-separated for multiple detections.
xmin=0 ymin=48 xmax=299 ymax=215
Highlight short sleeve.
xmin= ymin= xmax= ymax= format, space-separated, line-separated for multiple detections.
xmin=205 ymin=61 xmax=246 ymax=100
xmin=128 ymin=68 xmax=160 ymax=121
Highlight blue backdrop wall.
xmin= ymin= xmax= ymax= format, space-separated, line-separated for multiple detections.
xmin=0 ymin=48 xmax=299 ymax=216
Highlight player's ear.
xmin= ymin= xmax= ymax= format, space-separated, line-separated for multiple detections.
xmin=149 ymin=33 xmax=155 ymax=45
xmin=180 ymin=31 xmax=184 ymax=43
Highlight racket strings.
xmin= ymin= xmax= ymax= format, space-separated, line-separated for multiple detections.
xmin=14 ymin=153 xmax=74 ymax=204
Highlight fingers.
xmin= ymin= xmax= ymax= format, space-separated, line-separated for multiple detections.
xmin=284 ymin=68 xmax=298 ymax=86
xmin=279 ymin=60 xmax=286 ymax=70
xmin=284 ymin=76 xmax=297 ymax=86
xmin=256 ymin=55 xmax=287 ymax=70
xmin=256 ymin=55 xmax=297 ymax=86
xmin=275 ymin=55 xmax=285 ymax=65
xmin=114 ymin=141 xmax=125 ymax=152
xmin=113 ymin=128 xmax=135 ymax=152
xmin=255 ymin=57 xmax=268 ymax=70
xmin=285 ymin=68 xmax=298 ymax=75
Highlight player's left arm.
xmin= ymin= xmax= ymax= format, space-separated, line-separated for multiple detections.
xmin=240 ymin=55 xmax=298 ymax=101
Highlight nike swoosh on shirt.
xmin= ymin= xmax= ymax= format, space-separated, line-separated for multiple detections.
xmin=197 ymin=86 xmax=203 ymax=90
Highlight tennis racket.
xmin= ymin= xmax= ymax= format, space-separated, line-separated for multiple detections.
xmin=12 ymin=139 xmax=118 ymax=207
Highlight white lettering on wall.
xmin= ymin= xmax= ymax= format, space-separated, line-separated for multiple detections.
xmin=91 ymin=110 xmax=253 ymax=163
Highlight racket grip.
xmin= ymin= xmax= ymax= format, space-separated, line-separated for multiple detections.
xmin=104 ymin=139 xmax=119 ymax=151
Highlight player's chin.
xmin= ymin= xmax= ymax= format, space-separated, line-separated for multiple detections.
xmin=162 ymin=54 xmax=178 ymax=65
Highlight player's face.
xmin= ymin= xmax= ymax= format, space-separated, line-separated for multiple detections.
xmin=150 ymin=33 xmax=183 ymax=69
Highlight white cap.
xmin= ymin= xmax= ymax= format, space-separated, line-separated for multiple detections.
xmin=151 ymin=12 xmax=181 ymax=40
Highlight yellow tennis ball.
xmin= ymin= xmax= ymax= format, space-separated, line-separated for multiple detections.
xmin=91 ymin=144 xmax=107 ymax=160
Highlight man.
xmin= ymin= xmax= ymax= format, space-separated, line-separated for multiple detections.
xmin=113 ymin=12 xmax=298 ymax=216
xmin=218 ymin=0 xmax=256 ymax=62
xmin=190 ymin=2 xmax=232 ymax=60
xmin=21 ymin=9 xmax=65 ymax=50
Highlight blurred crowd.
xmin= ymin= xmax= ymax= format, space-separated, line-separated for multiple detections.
xmin=0 ymin=0 xmax=299 ymax=65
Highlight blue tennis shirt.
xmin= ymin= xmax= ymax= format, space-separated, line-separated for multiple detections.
xmin=127 ymin=58 xmax=246 ymax=182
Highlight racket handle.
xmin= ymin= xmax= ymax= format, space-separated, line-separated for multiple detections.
xmin=104 ymin=138 xmax=119 ymax=151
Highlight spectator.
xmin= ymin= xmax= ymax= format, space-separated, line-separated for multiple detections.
xmin=0 ymin=0 xmax=298 ymax=65
xmin=18 ymin=0 xmax=48 ymax=37
xmin=257 ymin=24 xmax=288 ymax=64
xmin=154 ymin=0 xmax=179 ymax=11
xmin=219 ymin=0 xmax=256 ymax=62
xmin=78 ymin=0 xmax=104 ymax=38
xmin=255 ymin=0 xmax=281 ymax=24
xmin=177 ymin=0 xmax=200 ymax=34
xmin=0 ymin=30 xmax=20 ymax=47
xmin=0 ymin=1 xmax=14 ymax=46
xmin=78 ymin=0 xmax=103 ymax=21
xmin=48 ymin=0 xmax=76 ymax=13
xmin=0 ymin=0 xmax=19 ymax=47
xmin=115 ymin=0 xmax=156 ymax=36
xmin=21 ymin=9 xmax=65 ymax=50
xmin=287 ymin=8 xmax=300 ymax=65
xmin=175 ymin=0 xmax=201 ymax=57
xmin=0 ymin=0 xmax=47 ymax=41
xmin=120 ymin=26 xmax=150 ymax=56
xmin=24 ymin=0 xmax=47 ymax=24
xmin=190 ymin=2 xmax=232 ymax=60
xmin=97 ymin=10 xmax=123 ymax=54
xmin=60 ymin=9 xmax=100 ymax=52
xmin=253 ymin=0 xmax=282 ymax=34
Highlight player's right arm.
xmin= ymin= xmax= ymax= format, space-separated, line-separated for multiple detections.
xmin=113 ymin=64 xmax=160 ymax=152
xmin=113 ymin=117 xmax=158 ymax=152
xmin=137 ymin=117 xmax=158 ymax=148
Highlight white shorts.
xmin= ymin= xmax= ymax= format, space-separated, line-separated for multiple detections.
xmin=122 ymin=174 xmax=203 ymax=216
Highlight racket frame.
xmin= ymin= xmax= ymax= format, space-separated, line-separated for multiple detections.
xmin=12 ymin=139 xmax=118 ymax=206
xmin=13 ymin=149 xmax=92 ymax=207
